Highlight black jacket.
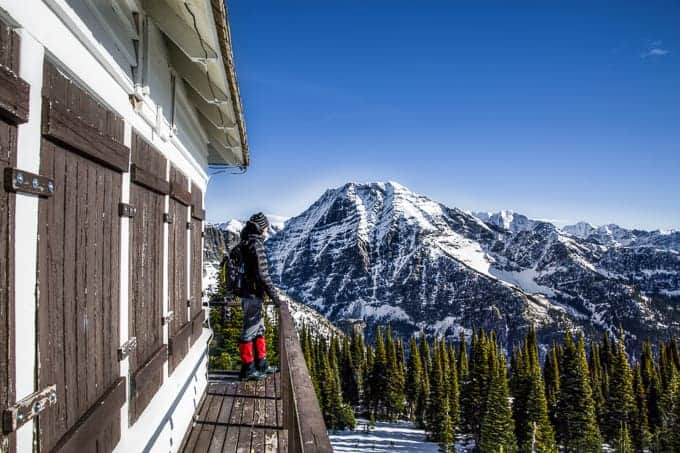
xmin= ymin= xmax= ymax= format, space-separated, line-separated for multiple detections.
xmin=240 ymin=221 xmax=279 ymax=303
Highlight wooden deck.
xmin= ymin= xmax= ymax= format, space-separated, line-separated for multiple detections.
xmin=180 ymin=372 xmax=287 ymax=453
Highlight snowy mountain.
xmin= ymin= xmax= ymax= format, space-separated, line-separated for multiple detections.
xmin=562 ymin=221 xmax=680 ymax=250
xmin=203 ymin=183 xmax=679 ymax=349
xmin=473 ymin=210 xmax=539 ymax=234
xmin=256 ymin=181 xmax=679 ymax=349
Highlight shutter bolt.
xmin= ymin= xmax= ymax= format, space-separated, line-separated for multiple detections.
xmin=32 ymin=401 xmax=42 ymax=414
xmin=32 ymin=178 xmax=39 ymax=190
xmin=47 ymin=181 xmax=55 ymax=193
xmin=15 ymin=172 xmax=24 ymax=185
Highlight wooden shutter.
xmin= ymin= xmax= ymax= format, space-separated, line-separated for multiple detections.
xmin=189 ymin=183 xmax=204 ymax=344
xmin=36 ymin=61 xmax=128 ymax=453
xmin=0 ymin=19 xmax=29 ymax=453
xmin=167 ymin=166 xmax=190 ymax=373
xmin=128 ymin=132 xmax=167 ymax=424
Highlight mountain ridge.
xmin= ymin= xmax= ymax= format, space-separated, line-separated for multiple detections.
xmin=205 ymin=181 xmax=680 ymax=350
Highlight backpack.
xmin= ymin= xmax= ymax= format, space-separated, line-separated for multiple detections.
xmin=220 ymin=242 xmax=245 ymax=299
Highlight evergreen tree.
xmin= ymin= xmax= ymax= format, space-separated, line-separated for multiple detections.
xmin=420 ymin=337 xmax=432 ymax=428
xmin=603 ymin=332 xmax=635 ymax=451
xmin=631 ymin=364 xmax=651 ymax=452
xmin=406 ymin=336 xmax=424 ymax=422
xmin=480 ymin=350 xmax=517 ymax=453
xmin=589 ymin=341 xmax=606 ymax=428
xmin=556 ymin=332 xmax=602 ymax=452
xmin=458 ymin=331 xmax=469 ymax=388
xmin=512 ymin=327 xmax=557 ymax=453
xmin=447 ymin=341 xmax=460 ymax=429
xmin=463 ymin=329 xmax=492 ymax=441
xmin=340 ymin=335 xmax=360 ymax=406
xmin=427 ymin=340 xmax=448 ymax=440
xmin=640 ymin=339 xmax=662 ymax=433
xmin=385 ymin=325 xmax=406 ymax=420
xmin=543 ymin=342 xmax=561 ymax=428
xmin=369 ymin=326 xmax=388 ymax=417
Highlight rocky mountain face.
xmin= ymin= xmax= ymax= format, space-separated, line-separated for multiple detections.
xmin=255 ymin=182 xmax=680 ymax=350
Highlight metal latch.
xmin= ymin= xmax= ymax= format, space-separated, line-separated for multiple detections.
xmin=117 ymin=337 xmax=138 ymax=361
xmin=162 ymin=311 xmax=174 ymax=325
xmin=3 ymin=385 xmax=57 ymax=433
xmin=118 ymin=203 xmax=137 ymax=218
xmin=163 ymin=213 xmax=173 ymax=224
xmin=186 ymin=221 xmax=193 ymax=230
xmin=4 ymin=167 xmax=55 ymax=198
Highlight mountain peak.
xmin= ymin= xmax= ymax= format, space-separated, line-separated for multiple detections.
xmin=474 ymin=210 xmax=539 ymax=233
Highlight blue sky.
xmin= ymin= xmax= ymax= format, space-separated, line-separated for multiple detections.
xmin=206 ymin=1 xmax=680 ymax=230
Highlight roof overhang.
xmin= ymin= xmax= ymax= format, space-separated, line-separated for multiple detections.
xmin=143 ymin=0 xmax=248 ymax=167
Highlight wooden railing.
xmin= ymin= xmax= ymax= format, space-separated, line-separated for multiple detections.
xmin=278 ymin=299 xmax=333 ymax=453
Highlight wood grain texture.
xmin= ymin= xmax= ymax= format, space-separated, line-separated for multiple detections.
xmin=0 ymin=19 xmax=21 ymax=453
xmin=168 ymin=166 xmax=189 ymax=373
xmin=36 ymin=62 xmax=123 ymax=453
xmin=128 ymin=133 xmax=166 ymax=424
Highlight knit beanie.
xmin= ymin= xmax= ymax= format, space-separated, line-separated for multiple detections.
xmin=249 ymin=212 xmax=270 ymax=233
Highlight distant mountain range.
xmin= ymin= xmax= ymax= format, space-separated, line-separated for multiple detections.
xmin=204 ymin=182 xmax=680 ymax=350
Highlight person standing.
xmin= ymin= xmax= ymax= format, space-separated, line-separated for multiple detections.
xmin=238 ymin=212 xmax=282 ymax=381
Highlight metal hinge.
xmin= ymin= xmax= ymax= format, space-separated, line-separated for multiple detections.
xmin=117 ymin=337 xmax=138 ymax=361
xmin=163 ymin=213 xmax=173 ymax=224
xmin=3 ymin=385 xmax=57 ymax=433
xmin=201 ymin=231 xmax=205 ymax=238
xmin=4 ymin=167 xmax=55 ymax=198
xmin=162 ymin=311 xmax=174 ymax=325
xmin=118 ymin=203 xmax=137 ymax=218
xmin=186 ymin=222 xmax=193 ymax=230
xmin=186 ymin=299 xmax=191 ymax=307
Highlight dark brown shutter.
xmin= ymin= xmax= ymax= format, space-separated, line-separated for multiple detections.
xmin=36 ymin=61 xmax=126 ymax=452
xmin=167 ymin=166 xmax=190 ymax=373
xmin=189 ymin=183 xmax=204 ymax=344
xmin=128 ymin=132 xmax=167 ymax=423
xmin=0 ymin=19 xmax=27 ymax=453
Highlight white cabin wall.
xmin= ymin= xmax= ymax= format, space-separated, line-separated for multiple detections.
xmin=1 ymin=0 xmax=215 ymax=451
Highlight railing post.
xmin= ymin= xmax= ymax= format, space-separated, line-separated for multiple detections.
xmin=278 ymin=299 xmax=333 ymax=453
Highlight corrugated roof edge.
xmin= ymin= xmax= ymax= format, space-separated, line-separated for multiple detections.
xmin=210 ymin=0 xmax=249 ymax=167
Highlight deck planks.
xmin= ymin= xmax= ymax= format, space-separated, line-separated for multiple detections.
xmin=180 ymin=373 xmax=286 ymax=452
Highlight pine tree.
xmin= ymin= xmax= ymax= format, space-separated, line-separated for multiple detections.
xmin=340 ymin=335 xmax=360 ymax=406
xmin=447 ymin=341 xmax=460 ymax=429
xmin=427 ymin=340 xmax=448 ymax=440
xmin=556 ymin=332 xmax=602 ymax=452
xmin=603 ymin=332 xmax=635 ymax=451
xmin=589 ymin=341 xmax=606 ymax=428
xmin=543 ymin=342 xmax=561 ymax=428
xmin=463 ymin=329 xmax=492 ymax=442
xmin=640 ymin=339 xmax=662 ymax=433
xmin=512 ymin=327 xmax=556 ymax=453
xmin=369 ymin=326 xmax=388 ymax=418
xmin=458 ymin=331 xmax=469 ymax=387
xmin=420 ymin=337 xmax=432 ymax=428
xmin=406 ymin=336 xmax=424 ymax=422
xmin=480 ymin=350 xmax=517 ymax=453
xmin=385 ymin=325 xmax=406 ymax=420
xmin=631 ymin=364 xmax=651 ymax=452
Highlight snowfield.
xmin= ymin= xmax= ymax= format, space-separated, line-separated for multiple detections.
xmin=329 ymin=419 xmax=475 ymax=452
xmin=329 ymin=419 xmax=439 ymax=452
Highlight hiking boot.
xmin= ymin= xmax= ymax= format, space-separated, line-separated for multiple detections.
xmin=255 ymin=357 xmax=278 ymax=375
xmin=239 ymin=362 xmax=266 ymax=381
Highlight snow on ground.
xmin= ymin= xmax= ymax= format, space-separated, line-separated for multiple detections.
xmin=329 ymin=419 xmax=439 ymax=452
xmin=329 ymin=419 xmax=474 ymax=452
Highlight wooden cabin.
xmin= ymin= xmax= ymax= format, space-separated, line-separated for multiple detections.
xmin=0 ymin=0 xmax=257 ymax=451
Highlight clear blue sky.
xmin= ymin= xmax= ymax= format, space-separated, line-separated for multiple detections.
xmin=206 ymin=1 xmax=680 ymax=230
